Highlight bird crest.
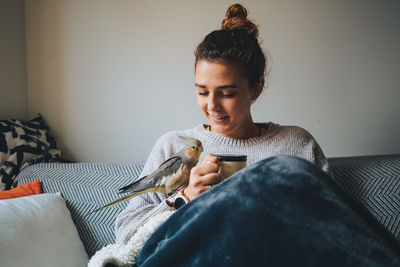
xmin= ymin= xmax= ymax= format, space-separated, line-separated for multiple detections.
xmin=178 ymin=136 xmax=201 ymax=147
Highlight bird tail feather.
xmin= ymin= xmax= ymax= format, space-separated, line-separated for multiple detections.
xmin=92 ymin=193 xmax=139 ymax=213
xmin=90 ymin=186 xmax=167 ymax=214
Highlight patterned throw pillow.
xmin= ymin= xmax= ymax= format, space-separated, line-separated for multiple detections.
xmin=0 ymin=115 xmax=61 ymax=191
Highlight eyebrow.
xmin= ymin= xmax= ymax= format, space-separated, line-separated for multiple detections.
xmin=195 ymin=83 xmax=238 ymax=89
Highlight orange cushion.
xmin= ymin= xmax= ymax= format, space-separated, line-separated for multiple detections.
xmin=0 ymin=180 xmax=42 ymax=199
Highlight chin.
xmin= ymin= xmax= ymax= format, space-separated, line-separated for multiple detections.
xmin=211 ymin=124 xmax=232 ymax=135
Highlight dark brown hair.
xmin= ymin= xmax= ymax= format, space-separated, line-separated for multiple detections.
xmin=195 ymin=4 xmax=267 ymax=89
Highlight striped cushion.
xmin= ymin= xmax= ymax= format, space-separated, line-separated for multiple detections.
xmin=16 ymin=162 xmax=144 ymax=257
xmin=329 ymin=155 xmax=400 ymax=240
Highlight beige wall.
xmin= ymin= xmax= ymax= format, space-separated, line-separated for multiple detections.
xmin=0 ymin=0 xmax=27 ymax=120
xmin=25 ymin=0 xmax=400 ymax=163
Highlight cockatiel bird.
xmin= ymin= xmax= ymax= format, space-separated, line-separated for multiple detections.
xmin=92 ymin=136 xmax=203 ymax=212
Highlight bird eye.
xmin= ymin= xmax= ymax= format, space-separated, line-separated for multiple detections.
xmin=192 ymin=146 xmax=196 ymax=150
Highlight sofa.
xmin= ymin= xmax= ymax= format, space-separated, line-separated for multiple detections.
xmin=13 ymin=154 xmax=400 ymax=261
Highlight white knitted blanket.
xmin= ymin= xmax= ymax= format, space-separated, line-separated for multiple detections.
xmin=88 ymin=210 xmax=175 ymax=267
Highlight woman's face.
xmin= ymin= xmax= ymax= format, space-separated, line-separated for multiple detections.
xmin=195 ymin=60 xmax=262 ymax=139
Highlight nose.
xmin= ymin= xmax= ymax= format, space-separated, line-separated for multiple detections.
xmin=207 ymin=93 xmax=221 ymax=111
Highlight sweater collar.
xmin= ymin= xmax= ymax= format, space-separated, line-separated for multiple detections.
xmin=195 ymin=123 xmax=277 ymax=147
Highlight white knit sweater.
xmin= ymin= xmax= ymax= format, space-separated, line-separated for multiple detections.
xmin=114 ymin=122 xmax=330 ymax=245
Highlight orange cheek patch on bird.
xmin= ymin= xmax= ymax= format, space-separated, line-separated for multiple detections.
xmin=186 ymin=148 xmax=195 ymax=157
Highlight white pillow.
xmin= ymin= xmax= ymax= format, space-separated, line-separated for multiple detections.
xmin=0 ymin=193 xmax=88 ymax=267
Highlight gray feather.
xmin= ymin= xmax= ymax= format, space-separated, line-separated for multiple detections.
xmin=119 ymin=156 xmax=183 ymax=194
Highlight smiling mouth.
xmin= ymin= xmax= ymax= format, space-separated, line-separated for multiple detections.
xmin=209 ymin=114 xmax=229 ymax=122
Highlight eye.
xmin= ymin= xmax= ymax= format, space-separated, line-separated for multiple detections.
xmin=222 ymin=93 xmax=236 ymax=98
xmin=198 ymin=92 xmax=208 ymax=96
xmin=191 ymin=146 xmax=196 ymax=150
xmin=220 ymin=91 xmax=237 ymax=98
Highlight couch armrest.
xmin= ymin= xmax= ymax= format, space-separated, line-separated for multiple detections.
xmin=329 ymin=154 xmax=400 ymax=241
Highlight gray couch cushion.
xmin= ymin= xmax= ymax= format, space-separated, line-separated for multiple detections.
xmin=16 ymin=162 xmax=144 ymax=257
xmin=329 ymin=154 xmax=400 ymax=240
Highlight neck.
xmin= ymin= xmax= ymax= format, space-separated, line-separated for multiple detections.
xmin=205 ymin=122 xmax=260 ymax=139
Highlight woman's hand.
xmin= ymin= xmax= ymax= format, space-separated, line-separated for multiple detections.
xmin=183 ymin=154 xmax=221 ymax=201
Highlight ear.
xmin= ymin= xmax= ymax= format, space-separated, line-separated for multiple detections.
xmin=251 ymin=77 xmax=264 ymax=101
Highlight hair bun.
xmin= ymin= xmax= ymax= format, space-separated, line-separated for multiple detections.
xmin=221 ymin=3 xmax=258 ymax=38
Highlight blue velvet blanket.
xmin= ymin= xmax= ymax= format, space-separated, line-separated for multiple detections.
xmin=137 ymin=156 xmax=400 ymax=266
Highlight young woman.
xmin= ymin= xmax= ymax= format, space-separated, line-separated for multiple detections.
xmin=114 ymin=4 xmax=400 ymax=266
xmin=116 ymin=4 xmax=329 ymax=242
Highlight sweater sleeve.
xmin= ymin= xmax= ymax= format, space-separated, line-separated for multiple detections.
xmin=289 ymin=126 xmax=331 ymax=176
xmin=311 ymin=137 xmax=331 ymax=175
xmin=115 ymin=133 xmax=178 ymax=245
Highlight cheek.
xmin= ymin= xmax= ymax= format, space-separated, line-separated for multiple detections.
xmin=185 ymin=148 xmax=194 ymax=157
xmin=196 ymin=96 xmax=206 ymax=111
xmin=230 ymin=99 xmax=251 ymax=115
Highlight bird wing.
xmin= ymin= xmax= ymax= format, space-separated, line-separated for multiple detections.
xmin=151 ymin=156 xmax=183 ymax=181
xmin=90 ymin=152 xmax=191 ymax=214
xmin=118 ymin=155 xmax=183 ymax=194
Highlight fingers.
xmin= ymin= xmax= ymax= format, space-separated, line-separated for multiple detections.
xmin=191 ymin=154 xmax=220 ymax=182
xmin=189 ymin=171 xmax=220 ymax=188
xmin=195 ymin=161 xmax=219 ymax=176
xmin=203 ymin=153 xmax=218 ymax=164
xmin=185 ymin=154 xmax=221 ymax=200
xmin=185 ymin=175 xmax=219 ymax=199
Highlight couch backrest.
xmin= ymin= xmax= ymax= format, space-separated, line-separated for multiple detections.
xmin=16 ymin=154 xmax=400 ymax=257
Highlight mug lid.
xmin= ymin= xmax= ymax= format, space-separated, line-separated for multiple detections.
xmin=215 ymin=154 xmax=247 ymax=162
